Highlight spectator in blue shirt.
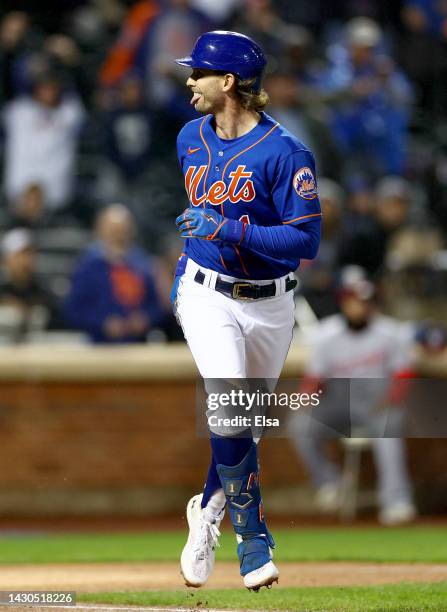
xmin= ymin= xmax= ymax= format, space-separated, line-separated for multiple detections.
xmin=318 ymin=18 xmax=413 ymax=180
xmin=65 ymin=204 xmax=164 ymax=343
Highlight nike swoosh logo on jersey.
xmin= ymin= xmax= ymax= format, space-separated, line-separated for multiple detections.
xmin=188 ymin=146 xmax=201 ymax=154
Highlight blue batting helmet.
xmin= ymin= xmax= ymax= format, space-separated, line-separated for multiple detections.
xmin=175 ymin=30 xmax=267 ymax=91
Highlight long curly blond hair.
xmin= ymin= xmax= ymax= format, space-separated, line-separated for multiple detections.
xmin=235 ymin=76 xmax=270 ymax=111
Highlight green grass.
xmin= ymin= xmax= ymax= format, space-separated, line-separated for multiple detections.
xmin=0 ymin=527 xmax=446 ymax=564
xmin=80 ymin=582 xmax=447 ymax=611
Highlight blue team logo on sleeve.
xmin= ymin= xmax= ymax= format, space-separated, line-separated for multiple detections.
xmin=293 ymin=167 xmax=318 ymax=200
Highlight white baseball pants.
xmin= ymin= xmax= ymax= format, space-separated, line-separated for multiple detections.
xmin=176 ymin=259 xmax=295 ymax=380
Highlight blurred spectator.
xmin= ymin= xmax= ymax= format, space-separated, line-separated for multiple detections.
xmin=399 ymin=0 xmax=447 ymax=119
xmin=134 ymin=0 xmax=210 ymax=122
xmin=101 ymin=73 xmax=153 ymax=186
xmin=18 ymin=34 xmax=86 ymax=98
xmin=326 ymin=0 xmax=403 ymax=26
xmin=40 ymin=35 xmax=90 ymax=104
xmin=0 ymin=11 xmax=40 ymax=102
xmin=152 ymin=232 xmax=186 ymax=341
xmin=374 ymin=176 xmax=412 ymax=234
xmin=100 ymin=0 xmax=210 ymax=122
xmin=2 ymin=72 xmax=85 ymax=213
xmin=95 ymin=72 xmax=178 ymax=239
xmin=99 ymin=0 xmax=160 ymax=90
xmin=229 ymin=0 xmax=299 ymax=71
xmin=0 ymin=1 xmax=84 ymax=35
xmin=0 ymin=228 xmax=61 ymax=342
xmin=9 ymin=183 xmax=46 ymax=228
xmin=401 ymin=0 xmax=447 ymax=38
xmin=289 ymin=267 xmax=417 ymax=525
xmin=266 ymin=71 xmax=342 ymax=180
xmin=280 ymin=25 xmax=317 ymax=84
xmin=298 ymin=178 xmax=344 ymax=318
xmin=339 ymin=176 xmax=413 ymax=276
xmin=190 ymin=0 xmax=239 ymax=23
xmin=273 ymin=0 xmax=346 ymax=32
xmin=319 ymin=17 xmax=413 ymax=180
xmin=64 ymin=204 xmax=164 ymax=343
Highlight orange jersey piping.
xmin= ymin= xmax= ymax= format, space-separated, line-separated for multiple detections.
xmin=233 ymin=245 xmax=249 ymax=277
xmin=219 ymin=254 xmax=228 ymax=271
xmin=222 ymin=123 xmax=280 ymax=179
xmin=282 ymin=212 xmax=322 ymax=225
xmin=199 ymin=116 xmax=212 ymax=208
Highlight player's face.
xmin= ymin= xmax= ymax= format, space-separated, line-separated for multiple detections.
xmin=186 ymin=68 xmax=227 ymax=114
xmin=340 ymin=295 xmax=373 ymax=326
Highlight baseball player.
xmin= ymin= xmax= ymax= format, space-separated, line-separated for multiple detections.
xmin=172 ymin=31 xmax=321 ymax=590
xmin=290 ymin=268 xmax=416 ymax=524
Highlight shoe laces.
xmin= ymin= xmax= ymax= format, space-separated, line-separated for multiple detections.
xmin=193 ymin=517 xmax=221 ymax=561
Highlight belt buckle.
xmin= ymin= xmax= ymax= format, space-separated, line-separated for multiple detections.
xmin=232 ymin=282 xmax=252 ymax=300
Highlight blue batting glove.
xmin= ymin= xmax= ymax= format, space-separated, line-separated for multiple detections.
xmin=176 ymin=208 xmax=245 ymax=243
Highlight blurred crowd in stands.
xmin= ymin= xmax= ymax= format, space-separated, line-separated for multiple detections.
xmin=0 ymin=0 xmax=447 ymax=344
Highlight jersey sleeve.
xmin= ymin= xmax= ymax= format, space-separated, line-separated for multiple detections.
xmin=176 ymin=128 xmax=187 ymax=169
xmin=272 ymin=149 xmax=322 ymax=226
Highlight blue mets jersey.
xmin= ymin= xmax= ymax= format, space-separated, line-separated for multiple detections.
xmin=176 ymin=111 xmax=322 ymax=280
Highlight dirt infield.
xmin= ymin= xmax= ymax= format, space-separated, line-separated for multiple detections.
xmin=1 ymin=561 xmax=446 ymax=592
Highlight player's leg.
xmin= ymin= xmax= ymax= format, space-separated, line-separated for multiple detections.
xmin=243 ymin=290 xmax=295 ymax=379
xmin=372 ymin=437 xmax=416 ymax=525
xmin=176 ymin=276 xmax=246 ymax=585
xmin=213 ymin=291 xmax=295 ymax=589
xmin=201 ymin=455 xmax=223 ymax=511
xmin=289 ymin=401 xmax=344 ymax=512
xmin=204 ymin=376 xmax=278 ymax=590
xmin=367 ymin=406 xmax=416 ymax=525
xmin=176 ymin=272 xmax=250 ymax=505
xmin=177 ymin=275 xmax=247 ymax=512
xmin=176 ymin=275 xmax=246 ymax=378
xmin=293 ymin=438 xmax=342 ymax=511
xmin=215 ymin=437 xmax=278 ymax=590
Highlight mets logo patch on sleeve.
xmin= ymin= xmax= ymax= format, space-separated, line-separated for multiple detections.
xmin=293 ymin=167 xmax=318 ymax=200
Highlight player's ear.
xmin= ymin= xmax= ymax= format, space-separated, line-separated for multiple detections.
xmin=222 ymin=73 xmax=237 ymax=93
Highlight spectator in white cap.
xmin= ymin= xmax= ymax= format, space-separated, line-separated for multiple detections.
xmin=317 ymin=17 xmax=413 ymax=179
xmin=0 ymin=228 xmax=60 ymax=340
xmin=346 ymin=16 xmax=382 ymax=51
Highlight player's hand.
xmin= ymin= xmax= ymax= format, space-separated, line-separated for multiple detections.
xmin=176 ymin=208 xmax=245 ymax=244
xmin=126 ymin=311 xmax=150 ymax=335
xmin=176 ymin=208 xmax=227 ymax=240
xmin=103 ymin=315 xmax=127 ymax=339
